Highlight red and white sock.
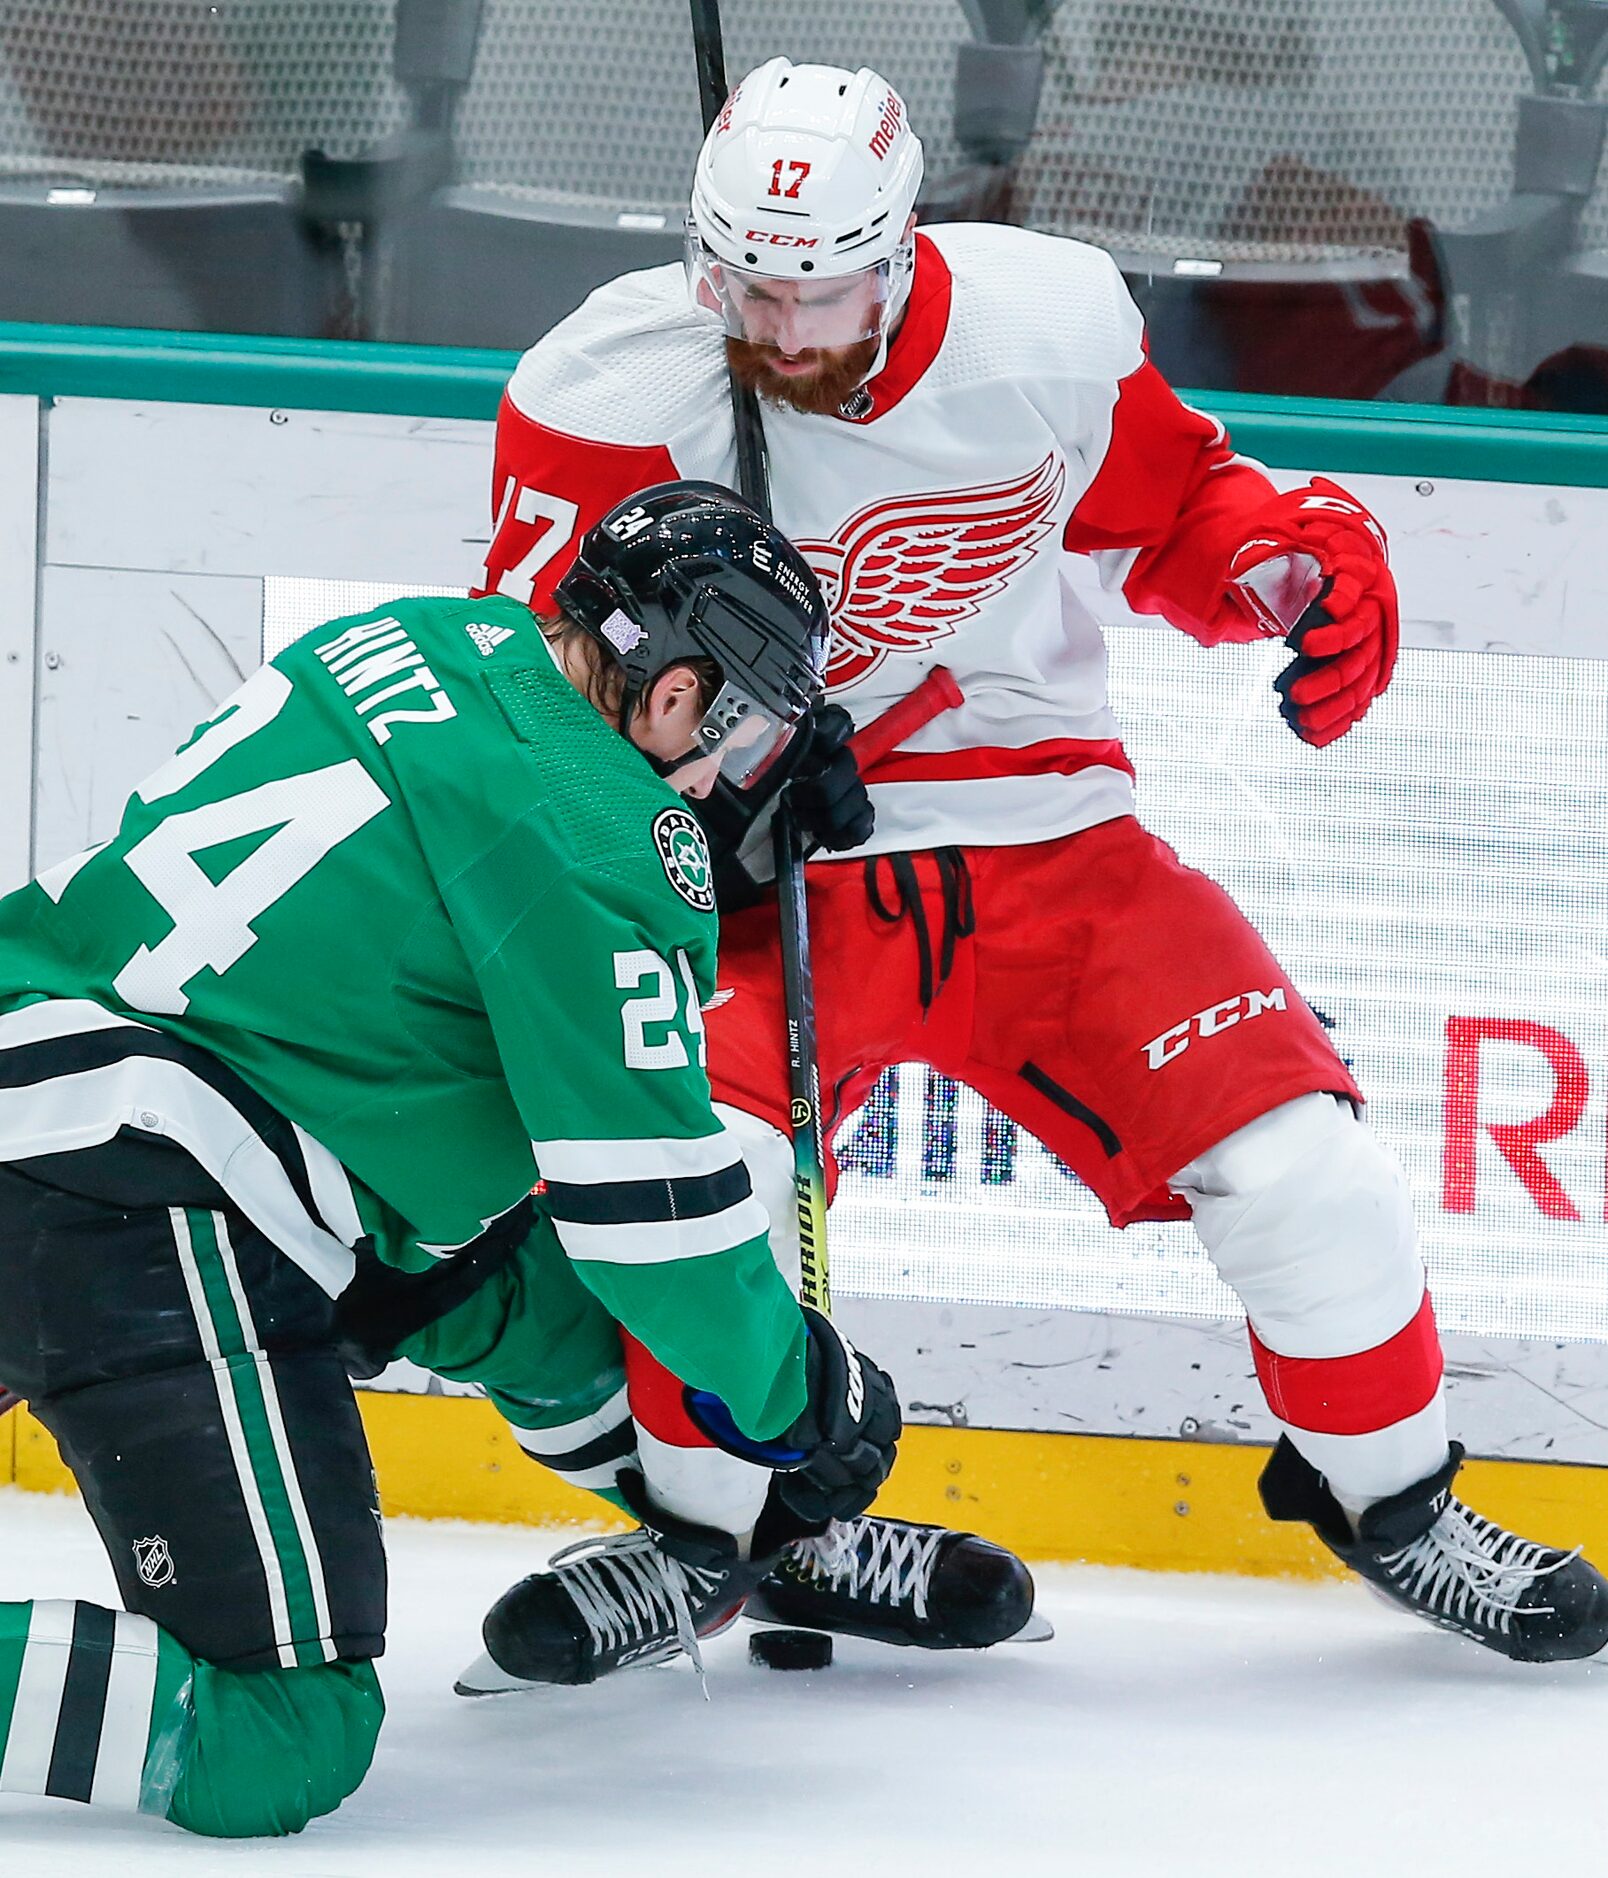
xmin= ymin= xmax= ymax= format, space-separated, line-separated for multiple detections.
xmin=620 ymin=1331 xmax=772 ymax=1543
xmin=1251 ymin=1289 xmax=1448 ymax=1510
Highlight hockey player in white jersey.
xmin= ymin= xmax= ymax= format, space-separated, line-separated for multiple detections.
xmin=469 ymin=56 xmax=1608 ymax=1674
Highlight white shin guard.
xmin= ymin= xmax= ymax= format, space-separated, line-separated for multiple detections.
xmin=1171 ymin=1092 xmax=1449 ymax=1504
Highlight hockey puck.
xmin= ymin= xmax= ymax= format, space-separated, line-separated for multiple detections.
xmin=749 ymin=1627 xmax=833 ymax=1671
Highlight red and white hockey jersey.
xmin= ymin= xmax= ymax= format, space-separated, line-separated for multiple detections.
xmin=477 ymin=223 xmax=1280 ymax=855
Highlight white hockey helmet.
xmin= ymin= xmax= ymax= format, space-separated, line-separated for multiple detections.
xmin=687 ymin=57 xmax=925 ymax=347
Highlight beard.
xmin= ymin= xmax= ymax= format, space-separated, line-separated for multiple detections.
xmin=725 ymin=334 xmax=881 ymax=417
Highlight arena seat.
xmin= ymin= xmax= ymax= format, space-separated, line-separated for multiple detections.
xmin=1010 ymin=0 xmax=1532 ymax=401
xmin=0 ymin=0 xmax=415 ymax=338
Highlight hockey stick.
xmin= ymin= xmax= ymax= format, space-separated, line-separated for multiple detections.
xmin=688 ymin=0 xmax=771 ymax=512
xmin=846 ymin=666 xmax=964 ymax=776
xmin=0 ymin=1386 xmax=20 ymax=1420
xmin=780 ymin=666 xmax=966 ymax=1313
xmin=686 ymin=0 xmax=846 ymax=1306
xmin=687 ymin=6 xmax=966 ymax=1312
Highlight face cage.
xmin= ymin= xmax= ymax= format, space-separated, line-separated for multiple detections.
xmin=684 ymin=221 xmax=909 ymax=347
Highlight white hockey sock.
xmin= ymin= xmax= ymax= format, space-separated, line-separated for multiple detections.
xmin=1286 ymin=1389 xmax=1452 ymax=1523
xmin=635 ymin=1425 xmax=772 ymax=1545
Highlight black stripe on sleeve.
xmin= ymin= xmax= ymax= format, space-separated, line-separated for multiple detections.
xmin=46 ymin=1602 xmax=117 ymax=1804
xmin=542 ymin=1160 xmax=752 ymax=1228
xmin=0 ymin=1021 xmax=328 ymax=1229
xmin=529 ymin=1417 xmax=639 ymax=1480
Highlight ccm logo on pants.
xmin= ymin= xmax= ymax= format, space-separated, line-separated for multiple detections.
xmin=1142 ymin=988 xmax=1287 ymax=1071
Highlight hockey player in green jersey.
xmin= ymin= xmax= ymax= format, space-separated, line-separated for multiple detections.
xmin=0 ymin=481 xmax=900 ymax=1840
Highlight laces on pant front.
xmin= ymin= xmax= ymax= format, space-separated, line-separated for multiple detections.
xmin=1379 ymin=1500 xmax=1580 ymax=1636
xmin=792 ymin=1518 xmax=945 ymax=1622
xmin=865 ymin=848 xmax=975 ymax=1016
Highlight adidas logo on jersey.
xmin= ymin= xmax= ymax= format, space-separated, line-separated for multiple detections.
xmin=465 ymin=620 xmax=515 ymax=658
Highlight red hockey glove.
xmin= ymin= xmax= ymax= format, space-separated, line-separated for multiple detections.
xmin=1227 ymin=477 xmax=1399 ymax=748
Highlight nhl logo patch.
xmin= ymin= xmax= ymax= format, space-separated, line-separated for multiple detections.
xmin=133 ymin=1535 xmax=175 ymax=1588
xmin=652 ymin=808 xmax=715 ymax=912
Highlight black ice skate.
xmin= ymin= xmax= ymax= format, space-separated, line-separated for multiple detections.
xmin=1260 ymin=1436 xmax=1608 ymax=1664
xmin=746 ymin=1514 xmax=1050 ymax=1649
xmin=455 ymin=1487 xmax=778 ymax=1694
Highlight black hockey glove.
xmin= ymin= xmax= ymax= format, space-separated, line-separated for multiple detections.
xmin=683 ymin=1306 xmax=901 ymax=1523
xmin=777 ymin=1307 xmax=901 ymax=1523
xmin=693 ymin=705 xmax=875 ymax=912
xmin=334 ymin=1194 xmax=535 ymax=1381
xmin=785 ymin=704 xmax=874 ymax=854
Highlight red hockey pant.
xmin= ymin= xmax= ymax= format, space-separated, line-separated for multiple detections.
xmin=636 ymin=818 xmax=1447 ymax=1510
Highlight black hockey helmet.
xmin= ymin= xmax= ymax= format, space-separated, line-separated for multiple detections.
xmin=554 ymin=480 xmax=829 ymax=789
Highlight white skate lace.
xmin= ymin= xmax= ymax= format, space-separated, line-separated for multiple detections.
xmin=789 ymin=1518 xmax=944 ymax=1622
xmin=547 ymin=1530 xmax=725 ymax=1692
xmin=1378 ymin=1499 xmax=1580 ymax=1636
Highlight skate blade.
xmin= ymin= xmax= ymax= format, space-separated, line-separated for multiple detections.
xmin=454 ymin=1638 xmax=694 ymax=1695
xmin=1010 ymin=1610 xmax=1055 ymax=1644
xmin=453 ymin=1649 xmax=556 ymax=1697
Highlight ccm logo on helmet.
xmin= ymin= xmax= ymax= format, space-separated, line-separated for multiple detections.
xmin=744 ymin=229 xmax=819 ymax=247
xmin=868 ymin=91 xmax=903 ymax=159
xmin=1142 ymin=988 xmax=1288 ymax=1071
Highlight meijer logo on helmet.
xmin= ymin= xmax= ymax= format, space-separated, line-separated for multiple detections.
xmin=868 ymin=91 xmax=903 ymax=159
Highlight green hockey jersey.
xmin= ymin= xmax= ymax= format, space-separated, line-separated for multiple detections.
xmin=0 ymin=595 xmax=804 ymax=1439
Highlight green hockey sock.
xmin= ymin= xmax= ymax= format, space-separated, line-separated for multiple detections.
xmin=0 ymin=1599 xmax=194 ymax=1815
xmin=0 ymin=1599 xmax=383 ymax=1838
xmin=166 ymin=1654 xmax=383 ymax=1838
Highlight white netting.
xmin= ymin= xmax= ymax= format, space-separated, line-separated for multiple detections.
xmin=1015 ymin=0 xmax=1530 ymax=266
xmin=450 ymin=0 xmax=965 ymax=214
xmin=0 ymin=2 xmax=1556 ymax=265
xmin=0 ymin=0 xmax=406 ymax=187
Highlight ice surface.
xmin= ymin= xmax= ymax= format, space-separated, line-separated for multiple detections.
xmin=2 ymin=1485 xmax=1603 ymax=1876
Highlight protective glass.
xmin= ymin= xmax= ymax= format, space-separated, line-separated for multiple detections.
xmin=685 ymin=223 xmax=895 ymax=347
xmin=691 ymin=678 xmax=804 ymax=790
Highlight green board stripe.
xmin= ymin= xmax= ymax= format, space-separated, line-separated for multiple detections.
xmin=3 ymin=318 xmax=1608 ymax=485
xmin=181 ymin=1209 xmax=326 ymax=1664
xmin=0 ymin=320 xmax=512 ymax=421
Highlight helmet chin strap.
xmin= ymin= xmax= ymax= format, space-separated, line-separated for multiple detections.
xmin=857 ymin=325 xmax=892 ymax=390
xmin=646 ymin=746 xmax=706 ymax=783
xmin=623 ymin=687 xmax=706 ymax=783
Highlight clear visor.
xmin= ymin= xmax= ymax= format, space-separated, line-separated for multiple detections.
xmin=685 ymin=223 xmax=894 ymax=348
xmin=692 ymin=678 xmax=804 ymax=790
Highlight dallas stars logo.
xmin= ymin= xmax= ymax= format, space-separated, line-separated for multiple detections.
xmin=652 ymin=808 xmax=715 ymax=912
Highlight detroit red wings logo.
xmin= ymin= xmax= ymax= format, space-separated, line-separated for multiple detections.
xmin=796 ymin=454 xmax=1066 ymax=689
